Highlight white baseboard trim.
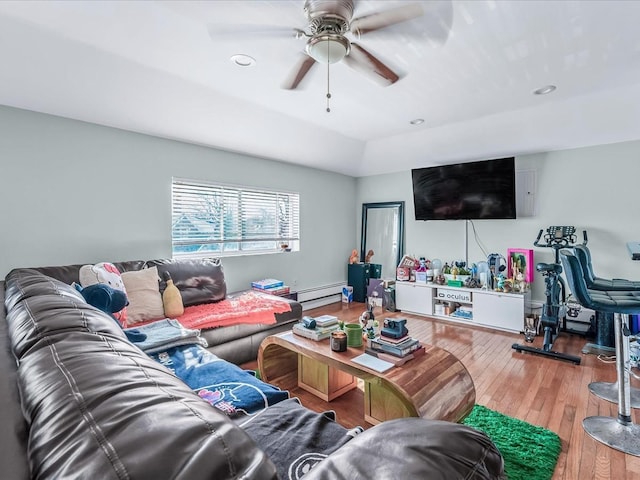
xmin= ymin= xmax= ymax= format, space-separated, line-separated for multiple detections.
xmin=300 ymin=293 xmax=342 ymax=311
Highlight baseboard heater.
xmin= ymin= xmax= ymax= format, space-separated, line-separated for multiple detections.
xmin=297 ymin=282 xmax=343 ymax=311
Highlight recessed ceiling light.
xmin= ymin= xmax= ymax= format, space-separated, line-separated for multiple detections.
xmin=410 ymin=118 xmax=424 ymax=125
xmin=533 ymin=85 xmax=556 ymax=95
xmin=230 ymin=54 xmax=256 ymax=67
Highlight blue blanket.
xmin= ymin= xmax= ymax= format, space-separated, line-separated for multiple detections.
xmin=151 ymin=345 xmax=289 ymax=416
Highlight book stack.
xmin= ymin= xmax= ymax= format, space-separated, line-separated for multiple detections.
xmin=292 ymin=322 xmax=340 ymax=341
xmin=253 ymin=285 xmax=291 ymax=297
xmin=251 ymin=279 xmax=291 ymax=297
xmin=370 ymin=335 xmax=421 ymax=358
xmin=251 ymin=278 xmax=284 ymax=290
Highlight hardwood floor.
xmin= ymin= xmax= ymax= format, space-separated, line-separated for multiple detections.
xmin=244 ymin=301 xmax=640 ymax=479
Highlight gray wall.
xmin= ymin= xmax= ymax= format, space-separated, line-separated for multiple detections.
xmin=0 ymin=105 xmax=356 ymax=292
xmin=356 ymin=141 xmax=640 ymax=303
xmin=4 ymin=103 xmax=639 ymax=304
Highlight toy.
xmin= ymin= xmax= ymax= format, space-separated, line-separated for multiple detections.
xmin=359 ymin=301 xmax=378 ymax=339
xmin=79 ymin=262 xmax=127 ymax=291
xmin=74 ymin=283 xmax=145 ymax=342
xmin=349 ymin=249 xmax=359 ymax=264
xmin=416 ymin=257 xmax=429 ymax=272
xmin=365 ymin=249 xmax=374 ymax=263
xmin=79 ymin=262 xmax=128 ymax=324
xmin=464 ymin=277 xmax=480 ymax=289
xmin=435 ymin=273 xmax=447 ymax=285
xmin=75 ymin=282 xmax=128 ymax=316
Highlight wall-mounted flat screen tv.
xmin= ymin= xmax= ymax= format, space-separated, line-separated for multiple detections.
xmin=412 ymin=157 xmax=516 ymax=220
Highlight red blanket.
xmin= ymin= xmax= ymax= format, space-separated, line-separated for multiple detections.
xmin=175 ymin=291 xmax=292 ymax=330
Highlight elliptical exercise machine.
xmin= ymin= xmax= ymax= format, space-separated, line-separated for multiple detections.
xmin=512 ymin=226 xmax=585 ymax=365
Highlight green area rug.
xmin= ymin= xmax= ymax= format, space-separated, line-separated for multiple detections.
xmin=462 ymin=405 xmax=561 ymax=480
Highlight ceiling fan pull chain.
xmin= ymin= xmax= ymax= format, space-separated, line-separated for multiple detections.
xmin=326 ymin=64 xmax=332 ymax=113
xmin=326 ymin=41 xmax=331 ymax=113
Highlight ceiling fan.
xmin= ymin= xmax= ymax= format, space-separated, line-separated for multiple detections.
xmin=209 ymin=0 xmax=453 ymax=90
xmin=282 ymin=0 xmax=428 ymax=90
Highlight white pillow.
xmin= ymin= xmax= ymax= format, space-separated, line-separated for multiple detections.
xmin=121 ymin=267 xmax=165 ymax=325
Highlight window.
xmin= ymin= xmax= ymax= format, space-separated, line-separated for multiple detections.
xmin=171 ymin=178 xmax=300 ymax=258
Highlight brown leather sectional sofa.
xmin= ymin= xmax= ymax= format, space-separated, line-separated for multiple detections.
xmin=0 ymin=261 xmax=506 ymax=479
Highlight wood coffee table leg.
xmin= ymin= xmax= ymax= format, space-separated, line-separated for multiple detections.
xmin=298 ymin=355 xmax=357 ymax=402
xmin=364 ymin=380 xmax=414 ymax=425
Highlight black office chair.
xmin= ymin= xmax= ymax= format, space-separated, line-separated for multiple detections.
xmin=573 ymin=244 xmax=640 ymax=291
xmin=560 ymin=249 xmax=640 ymax=456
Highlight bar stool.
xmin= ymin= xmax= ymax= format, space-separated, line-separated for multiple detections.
xmin=573 ymin=244 xmax=640 ymax=408
xmin=560 ymin=249 xmax=640 ymax=456
xmin=574 ymin=244 xmax=640 ymax=291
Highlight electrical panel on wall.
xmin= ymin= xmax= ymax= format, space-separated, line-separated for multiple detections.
xmin=516 ymin=169 xmax=537 ymax=217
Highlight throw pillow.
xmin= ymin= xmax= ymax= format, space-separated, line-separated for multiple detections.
xmin=79 ymin=262 xmax=128 ymax=326
xmin=121 ymin=267 xmax=165 ymax=325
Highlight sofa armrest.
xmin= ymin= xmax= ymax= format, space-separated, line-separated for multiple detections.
xmin=0 ymin=281 xmax=30 ymax=480
xmin=304 ymin=418 xmax=505 ymax=480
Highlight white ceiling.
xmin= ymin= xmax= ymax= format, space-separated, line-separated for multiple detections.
xmin=1 ymin=0 xmax=639 ymax=177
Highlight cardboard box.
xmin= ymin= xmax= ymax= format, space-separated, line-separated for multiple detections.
xmin=342 ymin=286 xmax=353 ymax=303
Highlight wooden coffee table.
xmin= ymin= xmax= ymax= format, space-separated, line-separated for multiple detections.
xmin=258 ymin=331 xmax=475 ymax=425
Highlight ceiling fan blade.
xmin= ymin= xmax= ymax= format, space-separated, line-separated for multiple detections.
xmin=350 ymin=3 xmax=424 ymax=36
xmin=282 ymin=54 xmax=317 ymax=90
xmin=342 ymin=42 xmax=399 ymax=87
xmin=208 ymin=24 xmax=304 ymax=40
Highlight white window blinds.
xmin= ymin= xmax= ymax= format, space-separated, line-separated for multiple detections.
xmin=172 ymin=178 xmax=300 ymax=257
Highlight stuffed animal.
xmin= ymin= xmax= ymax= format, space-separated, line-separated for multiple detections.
xmin=74 ymin=283 xmax=146 ymax=342
xmin=349 ymin=249 xmax=359 ymax=264
xmin=359 ymin=310 xmax=378 ymax=339
xmin=75 ymin=282 xmax=128 ymax=316
xmin=79 ymin=262 xmax=128 ymax=325
xmin=365 ymin=249 xmax=374 ymax=263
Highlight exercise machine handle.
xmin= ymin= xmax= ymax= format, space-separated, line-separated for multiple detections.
xmin=533 ymin=229 xmax=544 ymax=247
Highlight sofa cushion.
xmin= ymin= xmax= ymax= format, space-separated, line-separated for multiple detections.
xmin=199 ymin=293 xmax=302 ymax=347
xmin=120 ymin=266 xmax=165 ymax=325
xmin=303 ymin=418 xmax=505 ymax=480
xmin=4 ymin=269 xmax=278 ymax=480
xmin=146 ymin=258 xmax=227 ymax=306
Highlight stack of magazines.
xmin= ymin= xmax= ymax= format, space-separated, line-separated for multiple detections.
xmin=292 ymin=322 xmax=339 ymax=341
xmin=369 ymin=335 xmax=421 ymax=358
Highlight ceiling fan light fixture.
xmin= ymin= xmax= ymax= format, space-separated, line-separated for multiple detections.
xmin=306 ymin=35 xmax=350 ymax=64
